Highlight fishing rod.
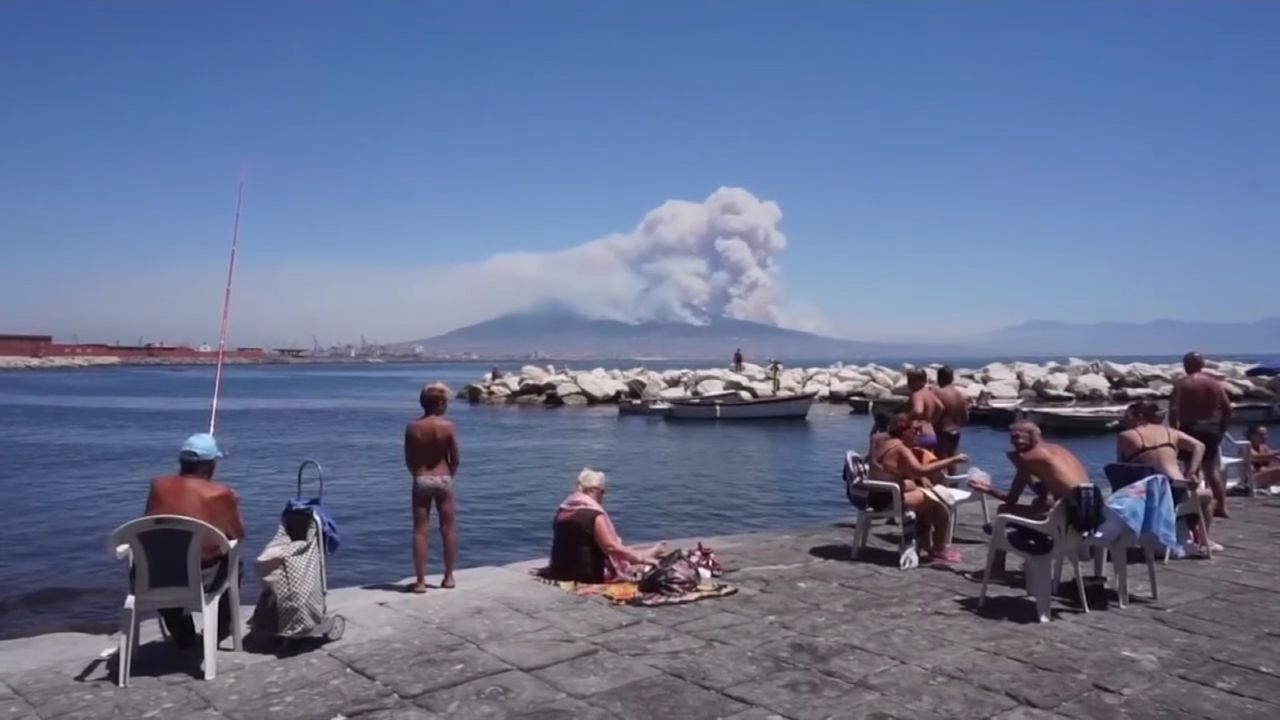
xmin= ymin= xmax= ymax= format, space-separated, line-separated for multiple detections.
xmin=209 ymin=166 xmax=247 ymax=435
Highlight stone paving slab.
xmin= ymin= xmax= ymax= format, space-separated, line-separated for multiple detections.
xmin=3 ymin=497 xmax=1280 ymax=719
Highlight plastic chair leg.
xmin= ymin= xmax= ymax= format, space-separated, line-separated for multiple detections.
xmin=1144 ymin=547 xmax=1158 ymax=600
xmin=202 ymin=602 xmax=219 ymax=680
xmin=228 ymin=580 xmax=243 ymax=652
xmin=853 ymin=517 xmax=870 ymax=556
xmin=1113 ymin=549 xmax=1129 ymax=608
xmin=1072 ymin=559 xmax=1090 ymax=614
xmin=1027 ymin=558 xmax=1052 ymax=623
xmin=978 ymin=541 xmax=998 ymax=608
xmin=117 ymin=602 xmax=136 ymax=687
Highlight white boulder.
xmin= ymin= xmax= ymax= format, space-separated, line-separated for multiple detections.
xmin=521 ymin=365 xmax=549 ymax=383
xmin=574 ymin=373 xmax=618 ymax=403
xmin=659 ymin=387 xmax=689 ymax=400
xmin=986 ymin=380 xmax=1021 ymax=400
xmin=1069 ymin=373 xmax=1111 ymax=400
xmin=695 ymin=379 xmax=726 ymax=396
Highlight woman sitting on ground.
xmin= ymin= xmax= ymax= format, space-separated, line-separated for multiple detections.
xmin=1247 ymin=425 xmax=1280 ymax=492
xmin=1115 ymin=400 xmax=1218 ymax=553
xmin=868 ymin=414 xmax=969 ymax=564
xmin=539 ymin=468 xmax=666 ymax=583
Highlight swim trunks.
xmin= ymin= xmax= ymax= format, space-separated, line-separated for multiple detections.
xmin=413 ymin=474 xmax=453 ymax=502
xmin=1184 ymin=421 xmax=1223 ymax=464
xmin=916 ymin=434 xmax=938 ymax=451
xmin=936 ymin=429 xmax=961 ymax=459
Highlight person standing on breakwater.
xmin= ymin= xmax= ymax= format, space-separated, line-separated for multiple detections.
xmin=732 ymin=348 xmax=744 ymax=373
xmin=1170 ymin=352 xmax=1233 ymax=519
xmin=932 ymin=366 xmax=968 ymax=460
xmin=404 ymin=383 xmax=459 ymax=593
xmin=144 ymin=433 xmax=245 ymax=647
xmin=769 ymin=359 xmax=783 ymax=393
xmin=906 ymin=369 xmax=942 ymax=451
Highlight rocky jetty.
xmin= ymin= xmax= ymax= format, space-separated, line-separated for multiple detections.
xmin=0 ymin=356 xmax=124 ymax=370
xmin=459 ymin=359 xmax=1280 ymax=407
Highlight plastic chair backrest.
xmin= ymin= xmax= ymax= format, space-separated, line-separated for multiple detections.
xmin=109 ymin=515 xmax=229 ymax=604
xmin=844 ymin=451 xmax=871 ymax=506
xmin=1104 ymin=463 xmax=1158 ymax=493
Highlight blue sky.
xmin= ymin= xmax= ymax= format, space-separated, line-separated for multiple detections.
xmin=2 ymin=1 xmax=1276 ymax=346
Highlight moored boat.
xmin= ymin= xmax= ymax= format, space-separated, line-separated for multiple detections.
xmin=967 ymin=399 xmax=1023 ymax=427
xmin=847 ymin=396 xmax=909 ymax=415
xmin=617 ymin=399 xmax=671 ymax=417
xmin=1232 ymin=402 xmax=1280 ymax=424
xmin=668 ymin=392 xmax=817 ymax=420
xmin=1024 ymin=405 xmax=1150 ymax=434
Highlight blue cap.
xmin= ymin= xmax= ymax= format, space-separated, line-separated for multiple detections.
xmin=179 ymin=433 xmax=222 ymax=462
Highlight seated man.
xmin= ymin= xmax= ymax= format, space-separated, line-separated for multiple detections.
xmin=869 ymin=414 xmax=969 ymax=564
xmin=144 ymin=433 xmax=245 ymax=647
xmin=539 ymin=468 xmax=666 ymax=583
xmin=1248 ymin=425 xmax=1280 ymax=492
xmin=1116 ymin=400 xmax=1217 ymax=554
xmin=968 ymin=421 xmax=1091 ymax=575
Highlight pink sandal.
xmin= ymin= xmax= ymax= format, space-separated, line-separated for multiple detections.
xmin=932 ymin=547 xmax=964 ymax=565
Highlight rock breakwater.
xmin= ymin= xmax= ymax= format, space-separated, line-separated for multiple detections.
xmin=459 ymin=358 xmax=1280 ymax=407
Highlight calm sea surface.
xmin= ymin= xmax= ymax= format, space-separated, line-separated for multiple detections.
xmin=0 ymin=358 xmax=1259 ymax=639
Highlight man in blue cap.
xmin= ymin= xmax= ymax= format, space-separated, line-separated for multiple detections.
xmin=144 ymin=433 xmax=245 ymax=647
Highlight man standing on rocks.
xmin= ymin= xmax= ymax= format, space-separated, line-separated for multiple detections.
xmin=732 ymin=348 xmax=744 ymax=373
xmin=405 ymin=383 xmax=460 ymax=593
xmin=932 ymin=366 xmax=968 ymax=459
xmin=1170 ymin=352 xmax=1233 ymax=518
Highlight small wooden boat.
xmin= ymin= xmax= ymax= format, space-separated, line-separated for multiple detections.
xmin=847 ymin=396 xmax=909 ymax=415
xmin=967 ymin=399 xmax=1023 ymax=427
xmin=617 ymin=399 xmax=671 ymax=417
xmin=1232 ymin=402 xmax=1280 ymax=424
xmin=1024 ymin=405 xmax=1156 ymax=434
xmin=668 ymin=392 xmax=817 ymax=420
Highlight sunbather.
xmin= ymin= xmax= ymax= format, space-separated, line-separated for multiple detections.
xmin=869 ymin=414 xmax=969 ymax=564
xmin=1117 ymin=401 xmax=1217 ymax=554
xmin=539 ymin=469 xmax=666 ymax=583
xmin=405 ymin=383 xmax=459 ymax=593
xmin=968 ymin=421 xmax=1090 ymax=576
xmin=1248 ymin=425 xmax=1280 ymax=492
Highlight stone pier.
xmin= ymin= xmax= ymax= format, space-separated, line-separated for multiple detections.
xmin=3 ymin=498 xmax=1280 ymax=719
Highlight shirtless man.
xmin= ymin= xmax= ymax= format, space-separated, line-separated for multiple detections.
xmin=968 ymin=421 xmax=1090 ymax=576
xmin=1169 ymin=352 xmax=1233 ymax=517
xmin=1116 ymin=401 xmax=1217 ymax=553
xmin=932 ymin=366 xmax=969 ymax=459
xmin=907 ymin=369 xmax=943 ymax=451
xmin=869 ymin=414 xmax=970 ymax=564
xmin=404 ymin=383 xmax=459 ymax=593
xmin=145 ymin=433 xmax=245 ymax=647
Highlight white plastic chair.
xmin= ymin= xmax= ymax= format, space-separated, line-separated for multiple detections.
xmin=941 ymin=470 xmax=990 ymax=545
xmin=978 ymin=499 xmax=1089 ymax=623
xmin=1221 ymin=433 xmax=1253 ymax=496
xmin=1163 ymin=480 xmax=1213 ymax=562
xmin=845 ymin=451 xmax=917 ymax=569
xmin=1083 ymin=528 xmax=1159 ymax=609
xmin=109 ymin=515 xmax=242 ymax=686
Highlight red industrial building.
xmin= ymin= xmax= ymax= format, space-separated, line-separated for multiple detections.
xmin=0 ymin=334 xmax=267 ymax=360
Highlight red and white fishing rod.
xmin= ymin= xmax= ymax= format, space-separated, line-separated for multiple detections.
xmin=209 ymin=166 xmax=247 ymax=435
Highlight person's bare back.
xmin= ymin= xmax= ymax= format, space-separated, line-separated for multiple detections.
xmin=404 ymin=415 xmax=458 ymax=478
xmin=1172 ymin=373 xmax=1231 ymax=428
xmin=1009 ymin=442 xmax=1089 ymax=500
xmin=934 ymin=386 xmax=968 ymax=433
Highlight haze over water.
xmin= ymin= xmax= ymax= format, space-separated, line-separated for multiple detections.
xmin=0 ymin=359 xmax=1244 ymax=639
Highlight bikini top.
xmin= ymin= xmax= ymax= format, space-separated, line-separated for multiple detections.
xmin=1122 ymin=428 xmax=1177 ymax=463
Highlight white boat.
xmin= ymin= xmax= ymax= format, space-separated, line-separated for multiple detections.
xmin=1232 ymin=402 xmax=1280 ymax=424
xmin=1025 ymin=405 xmax=1140 ymax=434
xmin=617 ymin=399 xmax=671 ymax=417
xmin=667 ymin=392 xmax=817 ymax=420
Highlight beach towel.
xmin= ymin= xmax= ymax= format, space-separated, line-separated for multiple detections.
xmin=283 ymin=498 xmax=340 ymax=554
xmin=1097 ymin=473 xmax=1177 ymax=549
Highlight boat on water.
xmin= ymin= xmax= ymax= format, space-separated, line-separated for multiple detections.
xmin=1024 ymin=405 xmax=1154 ymax=434
xmin=967 ymin=399 xmax=1024 ymax=427
xmin=847 ymin=396 xmax=909 ymax=415
xmin=667 ymin=392 xmax=817 ymax=420
xmin=617 ymin=399 xmax=671 ymax=417
xmin=1232 ymin=402 xmax=1280 ymax=424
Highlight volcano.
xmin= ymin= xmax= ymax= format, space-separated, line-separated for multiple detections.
xmin=402 ymin=307 xmax=961 ymax=360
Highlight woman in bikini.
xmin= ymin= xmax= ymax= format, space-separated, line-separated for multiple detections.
xmin=869 ymin=414 xmax=969 ymax=564
xmin=1247 ymin=425 xmax=1280 ymax=492
xmin=1115 ymin=400 xmax=1218 ymax=554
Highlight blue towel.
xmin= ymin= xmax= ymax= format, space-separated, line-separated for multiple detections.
xmin=284 ymin=498 xmax=341 ymax=555
xmin=1098 ymin=474 xmax=1177 ymax=549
